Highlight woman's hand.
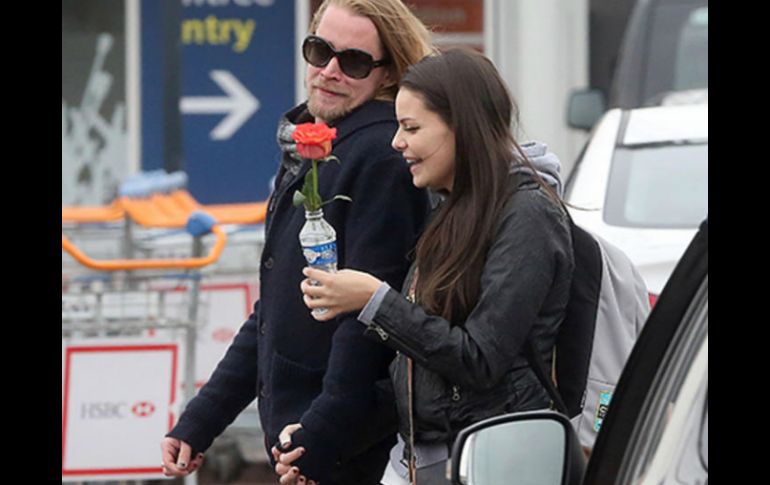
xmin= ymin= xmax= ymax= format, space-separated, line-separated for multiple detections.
xmin=300 ymin=267 xmax=382 ymax=321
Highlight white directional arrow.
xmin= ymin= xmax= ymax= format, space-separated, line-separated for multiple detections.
xmin=180 ymin=70 xmax=259 ymax=140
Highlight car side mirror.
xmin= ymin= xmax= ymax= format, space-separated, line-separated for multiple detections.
xmin=567 ymin=89 xmax=607 ymax=131
xmin=450 ymin=411 xmax=586 ymax=485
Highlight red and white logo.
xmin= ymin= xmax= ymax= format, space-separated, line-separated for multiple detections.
xmin=131 ymin=401 xmax=156 ymax=418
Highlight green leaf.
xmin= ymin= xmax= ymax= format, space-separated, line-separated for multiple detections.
xmin=321 ymin=194 xmax=353 ymax=207
xmin=292 ymin=190 xmax=306 ymax=207
xmin=295 ymin=154 xmax=345 ymax=213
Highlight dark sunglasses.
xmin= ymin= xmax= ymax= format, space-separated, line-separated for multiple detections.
xmin=302 ymin=35 xmax=389 ymax=79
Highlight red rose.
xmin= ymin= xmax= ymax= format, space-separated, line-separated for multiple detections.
xmin=292 ymin=122 xmax=337 ymax=159
xmin=290 ymin=122 xmax=350 ymax=212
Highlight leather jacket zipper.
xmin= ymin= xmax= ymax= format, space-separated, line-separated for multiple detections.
xmin=367 ymin=323 xmax=425 ymax=363
xmin=371 ymin=324 xmax=389 ymax=341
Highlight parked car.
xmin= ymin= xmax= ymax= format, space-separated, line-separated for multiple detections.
xmin=568 ymin=0 xmax=708 ymax=130
xmin=564 ymin=102 xmax=707 ymax=302
xmin=449 ymin=218 xmax=708 ymax=485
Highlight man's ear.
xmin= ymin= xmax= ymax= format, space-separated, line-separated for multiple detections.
xmin=381 ymin=68 xmax=396 ymax=90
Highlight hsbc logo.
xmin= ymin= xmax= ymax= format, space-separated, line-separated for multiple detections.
xmin=80 ymin=401 xmax=157 ymax=419
xmin=131 ymin=401 xmax=156 ymax=417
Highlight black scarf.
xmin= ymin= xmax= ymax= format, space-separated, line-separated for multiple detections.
xmin=275 ymin=107 xmax=316 ymax=192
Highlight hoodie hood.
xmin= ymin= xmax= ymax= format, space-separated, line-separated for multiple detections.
xmin=513 ymin=141 xmax=564 ymax=197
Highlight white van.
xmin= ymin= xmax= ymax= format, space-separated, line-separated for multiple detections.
xmin=569 ymin=0 xmax=708 ymax=130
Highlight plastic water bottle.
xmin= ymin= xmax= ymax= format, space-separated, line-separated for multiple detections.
xmin=299 ymin=209 xmax=337 ymax=316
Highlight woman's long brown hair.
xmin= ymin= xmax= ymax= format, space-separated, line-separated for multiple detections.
xmin=402 ymin=48 xmax=556 ymax=325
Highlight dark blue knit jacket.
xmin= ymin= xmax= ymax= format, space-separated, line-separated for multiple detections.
xmin=167 ymin=100 xmax=430 ymax=482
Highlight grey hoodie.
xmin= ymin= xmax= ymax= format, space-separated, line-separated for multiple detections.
xmin=514 ymin=140 xmax=564 ymax=197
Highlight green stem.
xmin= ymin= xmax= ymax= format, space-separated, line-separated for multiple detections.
xmin=312 ymin=159 xmax=319 ymax=209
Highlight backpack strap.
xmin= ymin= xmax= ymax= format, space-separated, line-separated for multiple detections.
xmin=523 ymin=202 xmax=598 ymax=418
xmin=523 ymin=201 xmax=571 ymax=415
xmin=525 ymin=338 xmax=569 ymax=416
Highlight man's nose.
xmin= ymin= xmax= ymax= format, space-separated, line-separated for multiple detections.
xmin=319 ymin=56 xmax=343 ymax=80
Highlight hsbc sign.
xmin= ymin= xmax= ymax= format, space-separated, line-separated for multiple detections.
xmin=79 ymin=401 xmax=157 ymax=419
xmin=62 ymin=342 xmax=180 ymax=482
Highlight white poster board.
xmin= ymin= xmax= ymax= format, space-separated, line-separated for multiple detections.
xmin=153 ymin=279 xmax=256 ymax=390
xmin=62 ymin=340 xmax=180 ymax=481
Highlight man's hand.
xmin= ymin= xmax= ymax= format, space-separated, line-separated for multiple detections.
xmin=300 ymin=268 xmax=382 ymax=321
xmin=160 ymin=437 xmax=204 ymax=477
xmin=271 ymin=424 xmax=319 ymax=485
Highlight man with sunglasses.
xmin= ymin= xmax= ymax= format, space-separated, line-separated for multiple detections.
xmin=161 ymin=1 xmax=434 ymax=484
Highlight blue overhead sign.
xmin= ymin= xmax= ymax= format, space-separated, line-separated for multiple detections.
xmin=142 ymin=0 xmax=296 ymax=204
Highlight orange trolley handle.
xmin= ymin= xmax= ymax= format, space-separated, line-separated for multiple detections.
xmin=61 ymin=211 xmax=227 ymax=271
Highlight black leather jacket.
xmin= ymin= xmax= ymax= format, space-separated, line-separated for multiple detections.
xmin=365 ymin=177 xmax=574 ymax=446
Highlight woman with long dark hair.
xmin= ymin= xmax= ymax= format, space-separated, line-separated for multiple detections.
xmin=299 ymin=48 xmax=575 ymax=484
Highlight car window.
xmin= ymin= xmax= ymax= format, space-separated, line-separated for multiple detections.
xmin=642 ymin=3 xmax=708 ymax=106
xmin=604 ymin=142 xmax=708 ymax=228
xmin=667 ymin=382 xmax=708 ymax=484
xmin=674 ymin=7 xmax=708 ymax=93
xmin=642 ymin=4 xmax=708 ymax=106
xmin=621 ymin=279 xmax=708 ymax=484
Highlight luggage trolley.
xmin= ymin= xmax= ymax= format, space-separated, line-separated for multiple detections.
xmin=63 ymin=172 xmax=270 ymax=483
xmin=62 ymin=211 xmax=226 ymax=485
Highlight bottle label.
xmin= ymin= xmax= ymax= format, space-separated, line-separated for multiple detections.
xmin=302 ymin=241 xmax=337 ymax=266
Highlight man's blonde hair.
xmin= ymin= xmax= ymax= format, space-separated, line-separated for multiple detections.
xmin=309 ymin=0 xmax=436 ymax=101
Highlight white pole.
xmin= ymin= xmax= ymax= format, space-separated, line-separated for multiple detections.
xmin=295 ymin=0 xmax=310 ymax=105
xmin=125 ymin=0 xmax=141 ymax=176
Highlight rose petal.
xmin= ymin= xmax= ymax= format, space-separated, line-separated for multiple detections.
xmin=297 ymin=143 xmax=330 ymax=159
xmin=292 ymin=123 xmax=337 ymax=145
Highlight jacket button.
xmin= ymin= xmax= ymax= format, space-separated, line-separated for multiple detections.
xmin=259 ymin=320 xmax=266 ymax=335
xmin=259 ymin=383 xmax=268 ymax=399
xmin=264 ymin=257 xmax=274 ymax=270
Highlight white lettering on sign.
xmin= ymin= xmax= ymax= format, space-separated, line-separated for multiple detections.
xmin=81 ymin=402 xmax=127 ymax=419
xmin=180 ymin=70 xmax=259 ymax=140
xmin=78 ymin=401 xmax=158 ymax=419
